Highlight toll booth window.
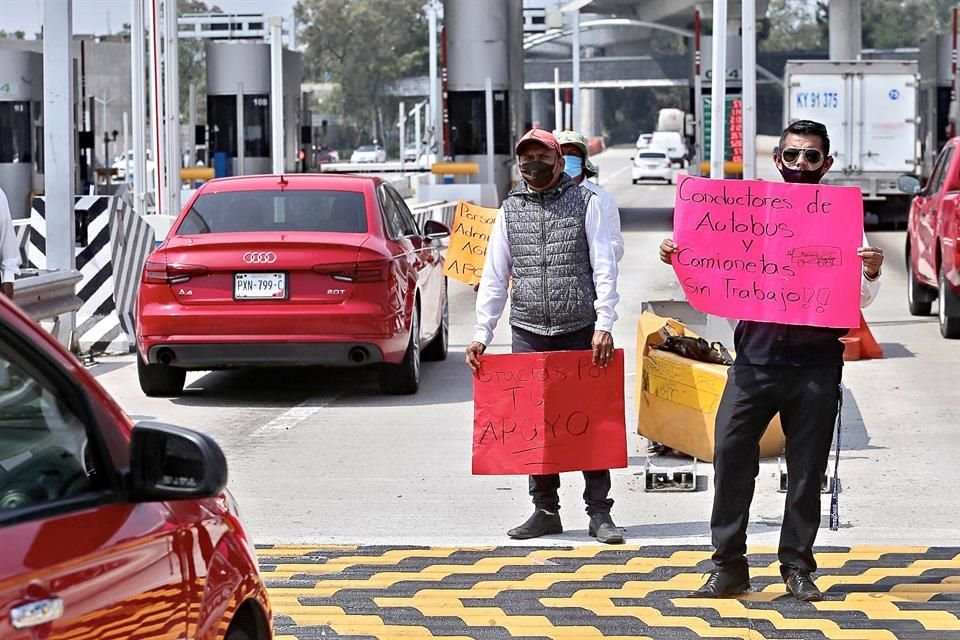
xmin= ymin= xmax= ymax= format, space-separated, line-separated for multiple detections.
xmin=0 ymin=102 xmax=32 ymax=164
xmin=207 ymin=95 xmax=237 ymax=156
xmin=177 ymin=190 xmax=368 ymax=234
xmin=244 ymin=96 xmax=270 ymax=158
xmin=448 ymin=91 xmax=510 ymax=156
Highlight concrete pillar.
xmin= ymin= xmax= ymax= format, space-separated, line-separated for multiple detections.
xmin=829 ymin=0 xmax=862 ymax=60
xmin=42 ymin=0 xmax=77 ymax=342
xmin=531 ymin=91 xmax=552 ymax=130
xmin=42 ymin=0 xmax=76 ymax=270
xmin=579 ymin=88 xmax=602 ymax=138
xmin=507 ymin=0 xmax=525 ymax=147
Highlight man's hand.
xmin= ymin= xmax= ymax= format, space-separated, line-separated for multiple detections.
xmin=858 ymin=246 xmax=884 ymax=279
xmin=0 ymin=282 xmax=12 ymax=299
xmin=592 ymin=330 xmax=614 ymax=368
xmin=659 ymin=238 xmax=678 ymax=265
xmin=465 ymin=341 xmax=486 ymax=374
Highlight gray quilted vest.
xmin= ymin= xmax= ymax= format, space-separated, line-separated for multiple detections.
xmin=502 ymin=174 xmax=597 ymax=336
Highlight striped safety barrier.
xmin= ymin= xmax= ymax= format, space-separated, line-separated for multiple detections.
xmin=25 ymin=193 xmax=155 ymax=355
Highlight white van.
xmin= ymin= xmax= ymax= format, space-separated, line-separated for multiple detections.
xmin=649 ymin=131 xmax=687 ymax=165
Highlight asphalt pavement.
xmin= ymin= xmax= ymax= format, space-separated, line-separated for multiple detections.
xmin=93 ymin=145 xmax=960 ymax=550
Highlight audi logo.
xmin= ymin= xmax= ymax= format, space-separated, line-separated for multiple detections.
xmin=242 ymin=251 xmax=277 ymax=264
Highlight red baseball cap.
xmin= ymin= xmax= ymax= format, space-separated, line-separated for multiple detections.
xmin=515 ymin=128 xmax=562 ymax=156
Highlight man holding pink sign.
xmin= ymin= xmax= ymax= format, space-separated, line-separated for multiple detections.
xmin=659 ymin=120 xmax=884 ymax=601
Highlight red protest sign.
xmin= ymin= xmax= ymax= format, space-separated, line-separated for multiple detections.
xmin=472 ymin=349 xmax=627 ymax=475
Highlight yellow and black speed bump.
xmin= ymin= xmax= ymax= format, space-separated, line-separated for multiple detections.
xmin=257 ymin=544 xmax=960 ymax=639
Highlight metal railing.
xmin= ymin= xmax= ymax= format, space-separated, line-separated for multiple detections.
xmin=13 ymin=269 xmax=83 ymax=347
xmin=408 ymin=199 xmax=458 ymax=229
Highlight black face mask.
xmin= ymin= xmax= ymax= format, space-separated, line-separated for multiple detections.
xmin=778 ymin=165 xmax=824 ymax=184
xmin=520 ymin=161 xmax=556 ymax=189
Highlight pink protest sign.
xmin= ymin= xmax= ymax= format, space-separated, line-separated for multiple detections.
xmin=672 ymin=175 xmax=864 ymax=328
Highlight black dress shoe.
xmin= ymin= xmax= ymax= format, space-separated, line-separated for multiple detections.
xmin=588 ymin=513 xmax=624 ymax=544
xmin=784 ymin=569 xmax=823 ymax=602
xmin=507 ymin=509 xmax=562 ymax=539
xmin=689 ymin=569 xmax=751 ymax=598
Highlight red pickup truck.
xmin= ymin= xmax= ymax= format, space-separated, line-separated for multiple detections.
xmin=898 ymin=137 xmax=960 ymax=338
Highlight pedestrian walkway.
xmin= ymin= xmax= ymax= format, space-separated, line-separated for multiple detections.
xmin=260 ymin=544 xmax=960 ymax=639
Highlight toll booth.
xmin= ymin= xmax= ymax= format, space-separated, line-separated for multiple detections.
xmin=0 ymin=48 xmax=43 ymax=220
xmin=445 ymin=0 xmax=520 ymax=201
xmin=205 ymin=41 xmax=303 ymax=177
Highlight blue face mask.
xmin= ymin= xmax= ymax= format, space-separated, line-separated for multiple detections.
xmin=563 ymin=155 xmax=583 ymax=177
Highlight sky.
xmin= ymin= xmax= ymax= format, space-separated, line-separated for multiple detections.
xmin=0 ymin=0 xmax=297 ymax=37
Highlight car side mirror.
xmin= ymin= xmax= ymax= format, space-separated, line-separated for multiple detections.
xmin=423 ymin=219 xmax=450 ymax=240
xmin=897 ymin=174 xmax=922 ymax=195
xmin=129 ymin=422 xmax=228 ymax=501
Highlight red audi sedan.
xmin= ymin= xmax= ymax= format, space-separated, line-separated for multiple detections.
xmin=0 ymin=297 xmax=271 ymax=639
xmin=135 ymin=174 xmax=451 ymax=396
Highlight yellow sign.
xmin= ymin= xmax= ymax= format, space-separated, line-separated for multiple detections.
xmin=442 ymin=200 xmax=499 ymax=286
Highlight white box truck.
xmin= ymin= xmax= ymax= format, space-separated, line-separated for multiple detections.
xmin=783 ymin=59 xmax=919 ymax=225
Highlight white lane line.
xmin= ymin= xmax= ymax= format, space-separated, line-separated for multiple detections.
xmin=251 ymin=395 xmax=341 ymax=437
xmin=598 ymin=164 xmax=631 ymax=186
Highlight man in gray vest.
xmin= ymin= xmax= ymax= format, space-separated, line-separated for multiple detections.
xmin=465 ymin=128 xmax=623 ymax=544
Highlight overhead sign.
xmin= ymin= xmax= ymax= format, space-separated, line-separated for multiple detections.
xmin=472 ymin=349 xmax=627 ymax=475
xmin=672 ymin=175 xmax=864 ymax=328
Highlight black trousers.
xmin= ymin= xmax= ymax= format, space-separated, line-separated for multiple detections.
xmin=711 ymin=362 xmax=842 ymax=575
xmin=511 ymin=325 xmax=614 ymax=516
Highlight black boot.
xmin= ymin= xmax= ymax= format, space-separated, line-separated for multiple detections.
xmin=689 ymin=568 xmax=751 ymax=597
xmin=507 ymin=509 xmax=562 ymax=539
xmin=588 ymin=513 xmax=624 ymax=544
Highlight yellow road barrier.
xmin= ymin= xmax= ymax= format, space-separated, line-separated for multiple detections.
xmin=430 ymin=162 xmax=479 ymax=175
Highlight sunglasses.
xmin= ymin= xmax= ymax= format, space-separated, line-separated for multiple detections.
xmin=779 ymin=147 xmax=824 ymax=165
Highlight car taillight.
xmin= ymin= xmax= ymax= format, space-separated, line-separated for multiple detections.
xmin=142 ymin=260 xmax=209 ymax=284
xmin=312 ymin=260 xmax=390 ymax=282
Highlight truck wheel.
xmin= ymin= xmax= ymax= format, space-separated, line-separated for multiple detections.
xmin=137 ymin=351 xmax=186 ymax=396
xmin=938 ymin=266 xmax=960 ymax=339
xmin=906 ymin=250 xmax=935 ymax=316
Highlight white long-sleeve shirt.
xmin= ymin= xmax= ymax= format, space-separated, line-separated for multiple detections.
xmin=473 ymin=194 xmax=619 ymax=346
xmin=581 ymin=179 xmax=624 ymax=262
xmin=0 ymin=188 xmax=21 ymax=284
xmin=860 ymin=234 xmax=881 ymax=308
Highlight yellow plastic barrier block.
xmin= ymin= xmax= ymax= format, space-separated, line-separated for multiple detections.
xmin=180 ymin=166 xmax=216 ymax=181
xmin=430 ymin=162 xmax=480 ymax=175
xmin=698 ymin=160 xmax=744 ymax=177
xmin=636 ymin=310 xmax=784 ymax=462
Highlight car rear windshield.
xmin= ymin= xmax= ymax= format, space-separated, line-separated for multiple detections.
xmin=177 ymin=190 xmax=368 ymax=234
xmin=639 ymin=152 xmax=667 ymax=159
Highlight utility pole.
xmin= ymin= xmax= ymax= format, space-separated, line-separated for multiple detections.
xmin=269 ymin=16 xmax=285 ymax=174
xmin=131 ymin=0 xmax=148 ymax=216
xmin=709 ymin=0 xmax=728 ymax=179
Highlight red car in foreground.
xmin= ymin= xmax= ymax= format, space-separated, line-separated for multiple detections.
xmin=136 ymin=174 xmax=451 ymax=396
xmin=898 ymin=136 xmax=960 ymax=338
xmin=0 ymin=297 xmax=271 ymax=639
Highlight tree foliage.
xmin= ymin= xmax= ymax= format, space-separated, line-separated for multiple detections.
xmin=758 ymin=0 xmax=827 ymax=52
xmin=862 ymin=0 xmax=953 ymax=49
xmin=294 ymin=0 xmax=428 ymax=141
xmin=178 ymin=0 xmax=221 ymax=120
xmin=759 ymin=0 xmax=955 ymax=52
